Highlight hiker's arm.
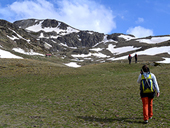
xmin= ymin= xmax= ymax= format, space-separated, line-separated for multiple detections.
xmin=151 ymin=73 xmax=160 ymax=93
xmin=137 ymin=74 xmax=141 ymax=83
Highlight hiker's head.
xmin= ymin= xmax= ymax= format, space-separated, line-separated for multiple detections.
xmin=142 ymin=65 xmax=150 ymax=72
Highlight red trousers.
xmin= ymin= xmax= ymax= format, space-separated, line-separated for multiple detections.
xmin=141 ymin=97 xmax=153 ymax=121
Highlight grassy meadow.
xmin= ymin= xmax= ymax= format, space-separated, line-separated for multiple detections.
xmin=0 ymin=58 xmax=170 ymax=127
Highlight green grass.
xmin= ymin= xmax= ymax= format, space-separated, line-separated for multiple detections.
xmin=0 ymin=59 xmax=169 ymax=127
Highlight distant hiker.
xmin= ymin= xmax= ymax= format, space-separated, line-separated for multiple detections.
xmin=135 ymin=54 xmax=138 ymax=63
xmin=128 ymin=54 xmax=132 ymax=64
xmin=137 ymin=65 xmax=160 ymax=124
xmin=46 ymin=54 xmax=52 ymax=57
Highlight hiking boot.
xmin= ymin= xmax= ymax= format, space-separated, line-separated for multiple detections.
xmin=149 ymin=117 xmax=152 ymax=119
xmin=144 ymin=120 xmax=148 ymax=124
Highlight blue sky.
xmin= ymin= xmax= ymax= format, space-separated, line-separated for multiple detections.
xmin=0 ymin=0 xmax=170 ymax=38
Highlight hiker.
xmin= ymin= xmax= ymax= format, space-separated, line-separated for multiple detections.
xmin=135 ymin=54 xmax=137 ymax=63
xmin=128 ymin=54 xmax=132 ymax=64
xmin=137 ymin=65 xmax=160 ymax=124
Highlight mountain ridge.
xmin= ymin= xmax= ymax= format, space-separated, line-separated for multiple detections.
xmin=0 ymin=18 xmax=170 ymax=67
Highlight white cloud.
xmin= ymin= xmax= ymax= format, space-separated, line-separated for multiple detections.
xmin=1 ymin=0 xmax=116 ymax=34
xmin=136 ymin=17 xmax=144 ymax=24
xmin=56 ymin=0 xmax=116 ymax=33
xmin=9 ymin=0 xmax=58 ymax=19
xmin=126 ymin=26 xmax=153 ymax=38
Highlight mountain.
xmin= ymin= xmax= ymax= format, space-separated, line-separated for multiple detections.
xmin=0 ymin=18 xmax=170 ymax=67
xmin=14 ymin=19 xmax=105 ymax=52
xmin=0 ymin=19 xmax=48 ymax=58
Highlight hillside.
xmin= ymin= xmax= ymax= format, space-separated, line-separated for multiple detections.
xmin=0 ymin=19 xmax=170 ymax=67
xmin=0 ymin=59 xmax=169 ymax=127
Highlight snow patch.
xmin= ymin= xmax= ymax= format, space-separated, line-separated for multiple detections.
xmin=7 ymin=35 xmax=19 ymax=40
xmin=72 ymin=52 xmax=109 ymax=58
xmin=44 ymin=42 xmax=52 ymax=49
xmin=108 ymin=46 xmax=170 ymax=62
xmin=157 ymin=57 xmax=170 ymax=63
xmin=88 ymin=32 xmax=93 ymax=34
xmin=136 ymin=36 xmax=170 ymax=44
xmin=59 ymin=43 xmax=77 ymax=49
xmin=92 ymin=52 xmax=110 ymax=58
xmin=13 ymin=48 xmax=45 ymax=56
xmin=0 ymin=49 xmax=23 ymax=59
xmin=50 ymin=35 xmax=60 ymax=39
xmin=39 ymin=33 xmax=44 ymax=38
xmin=26 ymin=23 xmax=79 ymax=36
xmin=8 ymin=28 xmax=30 ymax=43
xmin=118 ymin=34 xmax=136 ymax=41
xmin=93 ymin=35 xmax=117 ymax=47
xmin=103 ymin=35 xmax=117 ymax=43
xmin=135 ymin=46 xmax=170 ymax=55
xmin=65 ymin=62 xmax=81 ymax=68
xmin=72 ymin=53 xmax=92 ymax=58
xmin=107 ymin=44 xmax=141 ymax=55
xmin=90 ymin=48 xmax=103 ymax=52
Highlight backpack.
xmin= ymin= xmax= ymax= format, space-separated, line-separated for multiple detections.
xmin=140 ymin=74 xmax=155 ymax=93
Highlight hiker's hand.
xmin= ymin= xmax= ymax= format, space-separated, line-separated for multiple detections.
xmin=157 ymin=92 xmax=160 ymax=97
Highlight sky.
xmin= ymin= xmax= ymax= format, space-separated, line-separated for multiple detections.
xmin=0 ymin=0 xmax=170 ymax=38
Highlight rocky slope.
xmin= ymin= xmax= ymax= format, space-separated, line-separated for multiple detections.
xmin=0 ymin=18 xmax=170 ymax=66
xmin=0 ymin=20 xmax=47 ymax=54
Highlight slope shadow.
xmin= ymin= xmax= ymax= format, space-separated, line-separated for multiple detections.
xmin=77 ymin=116 xmax=144 ymax=124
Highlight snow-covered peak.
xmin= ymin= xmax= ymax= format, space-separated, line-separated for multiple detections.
xmin=25 ymin=20 xmax=80 ymax=36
